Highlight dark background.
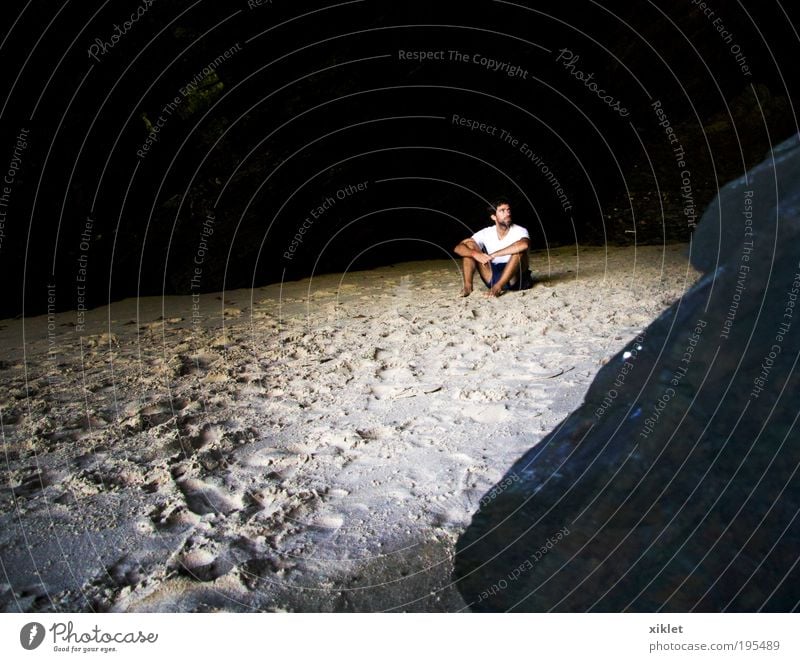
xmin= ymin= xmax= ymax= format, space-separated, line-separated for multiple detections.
xmin=0 ymin=0 xmax=797 ymax=318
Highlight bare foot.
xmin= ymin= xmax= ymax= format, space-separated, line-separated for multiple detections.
xmin=484 ymin=285 xmax=503 ymax=298
xmin=459 ymin=287 xmax=472 ymax=297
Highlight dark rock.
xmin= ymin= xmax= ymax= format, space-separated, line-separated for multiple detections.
xmin=453 ymin=133 xmax=800 ymax=611
xmin=691 ymin=133 xmax=800 ymax=273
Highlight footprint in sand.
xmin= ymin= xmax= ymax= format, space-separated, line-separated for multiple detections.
xmin=13 ymin=469 xmax=65 ymax=497
xmin=312 ymin=513 xmax=345 ymax=531
xmin=107 ymin=554 xmax=146 ymax=588
xmin=464 ymin=404 xmax=511 ymax=424
xmin=175 ymin=478 xmax=242 ymax=516
xmin=175 ymin=538 xmax=234 ymax=582
xmin=377 ymin=365 xmax=416 ymax=382
xmin=180 ymin=423 xmax=224 ymax=454
xmin=148 ymin=503 xmax=201 ymax=531
xmin=429 ymin=507 xmax=471 ymax=529
xmin=138 ymin=397 xmax=191 ymax=427
xmin=237 ymin=445 xmax=313 ymax=482
xmin=173 ymin=354 xmax=206 ymax=377
xmin=368 ymin=362 xmax=419 ymax=399
xmin=366 ymin=384 xmax=392 ymax=400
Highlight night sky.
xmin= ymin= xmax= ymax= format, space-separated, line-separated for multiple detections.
xmin=1 ymin=0 xmax=798 ymax=318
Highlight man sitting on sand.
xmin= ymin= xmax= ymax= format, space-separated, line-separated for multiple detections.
xmin=454 ymin=198 xmax=533 ymax=297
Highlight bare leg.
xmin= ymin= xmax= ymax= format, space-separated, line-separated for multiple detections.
xmin=485 ymin=253 xmax=522 ymax=297
xmin=461 ymin=255 xmax=492 ymax=297
xmin=460 ymin=256 xmax=475 ymax=296
xmin=519 ymin=251 xmax=530 ymax=279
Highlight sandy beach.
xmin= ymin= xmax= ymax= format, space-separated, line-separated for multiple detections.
xmin=0 ymin=244 xmax=697 ymax=612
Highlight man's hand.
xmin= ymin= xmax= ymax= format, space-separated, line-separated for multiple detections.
xmin=473 ymin=251 xmax=492 ymax=265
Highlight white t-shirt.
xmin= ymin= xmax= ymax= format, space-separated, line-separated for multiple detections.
xmin=471 ymin=225 xmax=529 ymax=263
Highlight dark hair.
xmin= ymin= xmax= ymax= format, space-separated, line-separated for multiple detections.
xmin=487 ymin=197 xmax=511 ymax=214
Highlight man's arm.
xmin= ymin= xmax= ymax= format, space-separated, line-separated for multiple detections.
xmin=486 ymin=238 xmax=529 ymax=260
xmin=454 ymin=238 xmax=492 ymax=264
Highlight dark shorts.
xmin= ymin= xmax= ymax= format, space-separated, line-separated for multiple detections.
xmin=489 ymin=262 xmax=534 ymax=291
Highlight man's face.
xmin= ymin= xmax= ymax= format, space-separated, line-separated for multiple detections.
xmin=492 ymin=203 xmax=512 ymax=228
